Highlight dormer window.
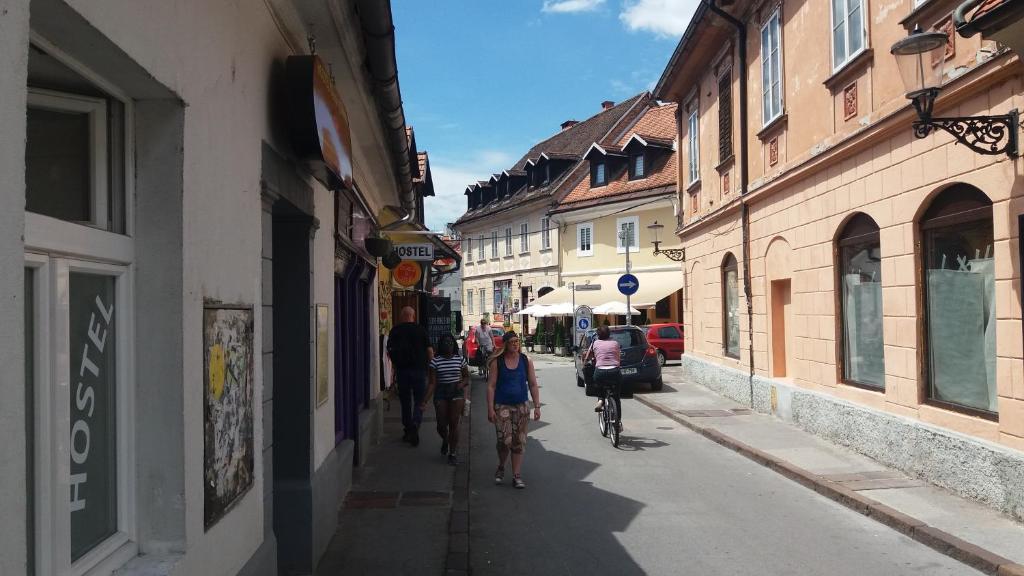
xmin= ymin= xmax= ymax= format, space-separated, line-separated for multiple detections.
xmin=543 ymin=163 xmax=551 ymax=185
xmin=630 ymin=153 xmax=645 ymax=180
xmin=592 ymin=162 xmax=607 ymax=186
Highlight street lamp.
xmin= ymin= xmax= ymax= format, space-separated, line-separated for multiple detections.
xmin=891 ymin=26 xmax=1019 ymax=157
xmin=647 ymin=221 xmax=685 ymax=262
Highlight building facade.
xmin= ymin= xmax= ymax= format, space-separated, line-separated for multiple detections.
xmin=454 ymin=95 xmax=650 ymax=334
xmin=4 ymin=1 xmax=426 ymax=575
xmin=657 ymin=0 xmax=1024 ymax=521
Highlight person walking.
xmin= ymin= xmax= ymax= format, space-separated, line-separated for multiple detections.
xmin=583 ymin=325 xmax=622 ymax=423
xmin=421 ymin=334 xmax=469 ymax=465
xmin=486 ymin=331 xmax=540 ymax=489
xmin=475 ymin=317 xmax=494 ymax=376
xmin=387 ymin=306 xmax=433 ymax=446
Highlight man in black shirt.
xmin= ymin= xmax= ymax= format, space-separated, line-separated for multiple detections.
xmin=387 ymin=306 xmax=434 ymax=446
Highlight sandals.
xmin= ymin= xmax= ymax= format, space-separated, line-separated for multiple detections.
xmin=494 ymin=466 xmax=505 ymax=485
xmin=513 ymin=475 xmax=526 ymax=489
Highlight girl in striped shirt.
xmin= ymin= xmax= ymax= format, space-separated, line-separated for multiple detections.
xmin=422 ymin=334 xmax=470 ymax=465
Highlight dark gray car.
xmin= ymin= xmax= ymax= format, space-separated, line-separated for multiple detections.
xmin=574 ymin=325 xmax=663 ymax=391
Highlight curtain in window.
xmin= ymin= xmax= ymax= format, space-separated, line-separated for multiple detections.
xmin=926 ymin=259 xmax=996 ymax=412
xmin=725 ymin=268 xmax=740 ymax=357
xmin=843 ymin=274 xmax=884 ymax=386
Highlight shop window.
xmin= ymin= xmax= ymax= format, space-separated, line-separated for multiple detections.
xmin=921 ymin=185 xmax=996 ymax=415
xmin=838 ymin=213 xmax=885 ymax=389
xmin=722 ymin=253 xmax=740 ymax=358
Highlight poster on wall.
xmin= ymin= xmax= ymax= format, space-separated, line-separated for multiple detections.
xmin=426 ymin=296 xmax=452 ymax=347
xmin=316 ymin=304 xmax=329 ymax=407
xmin=203 ymin=305 xmax=255 ymax=529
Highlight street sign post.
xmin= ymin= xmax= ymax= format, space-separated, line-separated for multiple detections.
xmin=574 ymin=284 xmax=602 ymax=291
xmin=574 ymin=305 xmax=594 ymax=344
xmin=617 ymin=274 xmax=639 ymax=295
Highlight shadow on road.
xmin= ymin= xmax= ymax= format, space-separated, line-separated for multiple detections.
xmin=616 ymin=435 xmax=670 ymax=452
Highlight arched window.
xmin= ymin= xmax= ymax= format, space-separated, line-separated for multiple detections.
xmin=921 ymin=185 xmax=996 ymax=416
xmin=837 ymin=213 xmax=885 ymax=389
xmin=722 ymin=253 xmax=740 ymax=358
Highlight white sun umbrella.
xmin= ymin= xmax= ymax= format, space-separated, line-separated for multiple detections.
xmin=592 ymin=301 xmax=640 ymax=315
xmin=545 ymin=302 xmax=575 ymax=317
xmin=519 ymin=304 xmax=548 ymax=317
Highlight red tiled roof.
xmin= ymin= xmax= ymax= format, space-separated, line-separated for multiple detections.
xmin=416 ymin=152 xmax=428 ymax=180
xmin=559 ymin=102 xmax=678 ymax=207
xmin=973 ymin=0 xmax=1009 ymax=19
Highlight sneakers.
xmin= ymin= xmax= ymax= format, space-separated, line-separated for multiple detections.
xmin=512 ymin=475 xmax=526 ymax=489
xmin=494 ymin=466 xmax=505 ymax=485
xmin=462 ymin=399 xmax=471 ymax=417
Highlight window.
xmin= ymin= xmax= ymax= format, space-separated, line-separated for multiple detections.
xmin=464 ymin=238 xmax=472 ymax=256
xmin=687 ymin=109 xmax=700 ymax=184
xmin=593 ymin=162 xmax=607 ymax=186
xmin=520 ymin=222 xmax=529 ymax=253
xmin=541 ymin=217 xmax=551 ymax=249
xmin=466 ymin=290 xmax=474 ymax=314
xmin=658 ymin=326 xmax=682 ymax=339
xmin=617 ymin=216 xmax=639 ymax=254
xmin=718 ymin=72 xmax=733 ymax=162
xmin=761 ymin=9 xmax=783 ymax=125
xmin=25 ymin=43 xmax=137 ymax=574
xmin=655 ymin=296 xmax=671 ymax=319
xmin=475 ymin=235 xmax=483 ymax=261
xmin=921 ymin=185 xmax=996 ymax=415
xmin=577 ymin=223 xmax=593 ymax=257
xmin=631 ymin=154 xmax=645 ymax=179
xmin=494 ymin=280 xmax=512 ymax=313
xmin=543 ymin=163 xmax=551 ymax=185
xmin=491 ymin=231 xmax=498 ymax=258
xmin=838 ymin=214 xmax=885 ymax=389
xmin=504 ymin=227 xmax=512 ymax=256
xmin=832 ymin=0 xmax=866 ymax=70
xmin=722 ymin=253 xmax=740 ymax=358
xmin=479 ymin=288 xmax=487 ymax=312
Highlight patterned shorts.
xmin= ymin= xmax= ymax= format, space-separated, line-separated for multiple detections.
xmin=493 ymin=403 xmax=530 ymax=454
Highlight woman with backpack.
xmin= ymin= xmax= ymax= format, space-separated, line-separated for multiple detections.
xmin=486 ymin=331 xmax=540 ymax=489
xmin=421 ymin=334 xmax=470 ymax=465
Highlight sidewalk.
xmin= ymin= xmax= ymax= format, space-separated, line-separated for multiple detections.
xmin=315 ymin=391 xmax=472 ymax=576
xmin=637 ymin=364 xmax=1024 ymax=576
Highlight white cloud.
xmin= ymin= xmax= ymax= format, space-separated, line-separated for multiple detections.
xmin=619 ymin=0 xmax=698 ymax=37
xmin=542 ymin=0 xmax=606 ymax=13
xmin=423 ymin=149 xmax=516 ymax=231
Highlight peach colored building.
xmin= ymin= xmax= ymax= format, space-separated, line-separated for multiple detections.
xmin=656 ymin=0 xmax=1024 ymax=520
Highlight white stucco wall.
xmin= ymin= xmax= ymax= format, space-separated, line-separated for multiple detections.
xmin=0 ymin=2 xmax=30 ymax=575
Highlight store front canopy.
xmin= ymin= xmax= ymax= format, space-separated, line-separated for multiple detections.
xmin=531 ymin=271 xmax=684 ymax=309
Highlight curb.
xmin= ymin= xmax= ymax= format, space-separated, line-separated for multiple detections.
xmin=635 ymin=394 xmax=1024 ymax=576
xmin=445 ymin=390 xmax=474 ymax=575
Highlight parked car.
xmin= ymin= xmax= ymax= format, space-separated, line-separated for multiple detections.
xmin=462 ymin=326 xmax=505 ymax=365
xmin=574 ymin=325 xmax=663 ymax=391
xmin=645 ymin=323 xmax=685 ymax=366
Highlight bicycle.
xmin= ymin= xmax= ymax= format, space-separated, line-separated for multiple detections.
xmin=597 ymin=382 xmax=621 ymax=448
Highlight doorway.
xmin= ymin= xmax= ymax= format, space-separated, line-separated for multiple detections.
xmin=770 ymin=279 xmax=791 ymax=378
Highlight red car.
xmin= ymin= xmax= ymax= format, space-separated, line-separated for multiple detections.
xmin=645 ymin=323 xmax=685 ymax=366
xmin=462 ymin=326 xmax=505 ymax=365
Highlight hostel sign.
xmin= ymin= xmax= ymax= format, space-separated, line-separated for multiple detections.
xmin=395 ymin=243 xmax=435 ymax=261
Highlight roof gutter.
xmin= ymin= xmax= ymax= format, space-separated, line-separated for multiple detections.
xmin=653 ymin=2 xmax=710 ymax=100
xmin=355 ymin=0 xmax=416 ymax=217
xmin=953 ymin=0 xmax=984 ymax=31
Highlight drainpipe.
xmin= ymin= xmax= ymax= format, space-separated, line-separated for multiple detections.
xmin=952 ymin=0 xmax=983 ymax=32
xmin=355 ymin=0 xmax=416 ymax=217
xmin=706 ymin=0 xmax=754 ymax=407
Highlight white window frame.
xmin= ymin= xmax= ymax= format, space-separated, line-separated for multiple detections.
xmin=519 ymin=222 xmax=529 ymax=254
xmin=541 ymin=217 xmax=551 ymax=250
xmin=594 ymin=162 xmax=607 ymax=186
xmin=477 ymin=235 xmax=484 ymax=261
xmin=27 ymin=89 xmax=110 ymax=231
xmin=466 ymin=290 xmax=474 ymax=314
xmin=24 ymin=39 xmax=138 ymax=576
xmin=760 ymin=8 xmax=784 ymax=126
xmin=504 ymin=227 xmax=513 ymax=256
xmin=491 ymin=230 xmax=498 ymax=259
xmin=616 ymin=216 xmax=640 ymax=254
xmin=479 ymin=288 xmax=487 ymax=312
xmin=632 ymin=154 xmax=645 ymax=178
xmin=687 ymin=109 xmax=700 ymax=185
xmin=831 ymin=0 xmax=867 ymax=72
xmin=577 ymin=222 xmax=594 ymax=257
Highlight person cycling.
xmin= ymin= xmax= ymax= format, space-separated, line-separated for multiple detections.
xmin=583 ymin=325 xmax=622 ymax=423
xmin=475 ymin=317 xmax=495 ymax=376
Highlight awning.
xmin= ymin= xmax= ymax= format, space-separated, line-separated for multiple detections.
xmin=531 ymin=271 xmax=683 ymax=310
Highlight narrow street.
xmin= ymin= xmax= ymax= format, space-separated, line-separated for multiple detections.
xmin=468 ymin=356 xmax=981 ymax=576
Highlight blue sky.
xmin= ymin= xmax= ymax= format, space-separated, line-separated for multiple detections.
xmin=393 ymin=0 xmax=698 ymax=231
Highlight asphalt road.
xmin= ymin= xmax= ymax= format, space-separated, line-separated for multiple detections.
xmin=468 ymin=356 xmax=981 ymax=576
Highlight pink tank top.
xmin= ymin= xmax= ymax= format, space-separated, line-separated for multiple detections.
xmin=591 ymin=339 xmax=621 ymax=368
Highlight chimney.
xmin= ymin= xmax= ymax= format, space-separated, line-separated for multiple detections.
xmin=560 ymin=120 xmax=579 ymax=131
xmin=601 ymin=100 xmax=615 ymax=110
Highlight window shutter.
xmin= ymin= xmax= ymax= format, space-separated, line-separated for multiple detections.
xmin=718 ymin=73 xmax=732 ymax=161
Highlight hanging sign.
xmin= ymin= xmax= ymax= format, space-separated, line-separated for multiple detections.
xmin=286 ymin=55 xmax=354 ymax=189
xmin=393 ymin=261 xmax=423 ymax=287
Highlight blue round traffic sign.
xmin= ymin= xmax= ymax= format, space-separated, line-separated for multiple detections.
xmin=618 ymin=273 xmax=639 ymax=296
xmin=577 ymin=317 xmax=590 ymax=330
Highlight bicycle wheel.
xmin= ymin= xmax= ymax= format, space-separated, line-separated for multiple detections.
xmin=606 ymin=393 xmax=620 ymax=448
xmin=598 ymin=399 xmax=609 ymax=437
